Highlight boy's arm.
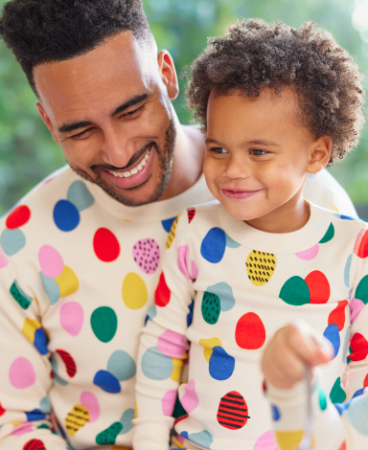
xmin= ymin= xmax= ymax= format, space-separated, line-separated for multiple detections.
xmin=0 ymin=249 xmax=69 ymax=449
xmin=134 ymin=212 xmax=196 ymax=450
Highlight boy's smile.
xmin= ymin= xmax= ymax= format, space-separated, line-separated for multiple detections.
xmin=204 ymin=87 xmax=331 ymax=233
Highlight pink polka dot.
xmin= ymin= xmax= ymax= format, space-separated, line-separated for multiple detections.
xmin=180 ymin=380 xmax=199 ymax=414
xmin=350 ymin=298 xmax=365 ymax=323
xmin=38 ymin=245 xmax=64 ymax=278
xmin=162 ymin=390 xmax=177 ymax=416
xmin=295 ymin=244 xmax=319 ymax=261
xmin=253 ymin=430 xmax=278 ymax=450
xmin=60 ymin=302 xmax=84 ymax=336
xmin=0 ymin=246 xmax=8 ymax=269
xmin=191 ymin=260 xmax=198 ymax=281
xmin=178 ymin=246 xmax=197 ymax=281
xmin=158 ymin=330 xmax=188 ymax=359
xmin=11 ymin=423 xmax=34 ymax=436
xmin=80 ymin=391 xmax=100 ymax=423
xmin=9 ymin=357 xmax=36 ymax=389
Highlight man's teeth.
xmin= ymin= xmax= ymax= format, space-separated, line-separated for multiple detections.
xmin=108 ymin=150 xmax=150 ymax=178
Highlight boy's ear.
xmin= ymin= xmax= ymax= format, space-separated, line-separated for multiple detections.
xmin=307 ymin=135 xmax=332 ymax=174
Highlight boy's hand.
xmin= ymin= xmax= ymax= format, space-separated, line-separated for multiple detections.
xmin=261 ymin=320 xmax=334 ymax=389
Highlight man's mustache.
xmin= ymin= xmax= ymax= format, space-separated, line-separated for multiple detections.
xmin=91 ymin=142 xmax=155 ymax=172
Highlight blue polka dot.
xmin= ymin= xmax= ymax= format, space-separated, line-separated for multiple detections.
xmin=323 ymin=324 xmax=340 ymax=358
xmin=107 ymin=350 xmax=136 ymax=381
xmin=25 ymin=409 xmax=46 ymax=422
xmin=67 ymin=181 xmax=95 ymax=212
xmin=209 ymin=346 xmax=235 ymax=381
xmin=119 ymin=409 xmax=135 ymax=435
xmin=200 ymin=228 xmax=226 ymax=263
xmin=145 ymin=304 xmax=157 ymax=325
xmin=51 ymin=358 xmax=68 ymax=386
xmin=188 ymin=430 xmax=213 ymax=449
xmin=53 ymin=200 xmax=80 ymax=232
xmin=225 ymin=233 xmax=241 ymax=249
xmin=162 ymin=217 xmax=177 ymax=233
xmin=40 ymin=272 xmax=60 ymax=305
xmin=187 ymin=300 xmax=194 ymax=327
xmin=207 ymin=282 xmax=235 ymax=312
xmin=334 ymin=213 xmax=356 ymax=221
xmin=34 ymin=327 xmax=48 ymax=355
xmin=334 ymin=401 xmax=351 ymax=415
xmin=180 ymin=431 xmax=189 ymax=440
xmin=271 ymin=404 xmax=281 ymax=421
xmin=93 ymin=370 xmax=121 ymax=394
xmin=352 ymin=388 xmax=365 ymax=399
xmin=0 ymin=228 xmax=26 ymax=256
xmin=141 ymin=347 xmax=173 ymax=380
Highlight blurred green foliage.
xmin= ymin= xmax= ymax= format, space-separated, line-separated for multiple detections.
xmin=0 ymin=0 xmax=367 ymax=216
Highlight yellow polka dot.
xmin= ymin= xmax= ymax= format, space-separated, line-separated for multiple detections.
xmin=199 ymin=337 xmax=222 ymax=362
xmin=55 ymin=266 xmax=79 ymax=298
xmin=330 ymin=204 xmax=339 ymax=212
xmin=170 ymin=358 xmax=183 ymax=382
xmin=135 ymin=401 xmax=138 ymax=419
xmin=122 ymin=273 xmax=148 ymax=310
xmin=246 ymin=250 xmax=276 ymax=286
xmin=166 ymin=215 xmax=180 ymax=249
xmin=22 ymin=318 xmax=41 ymax=344
xmin=65 ymin=404 xmax=90 ymax=436
xmin=172 ymin=437 xmax=186 ymax=449
xmin=275 ymin=430 xmax=304 ymax=450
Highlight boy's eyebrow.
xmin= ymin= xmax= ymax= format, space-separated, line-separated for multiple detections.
xmin=205 ymin=137 xmax=281 ymax=147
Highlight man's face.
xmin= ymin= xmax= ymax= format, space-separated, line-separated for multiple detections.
xmin=34 ymin=32 xmax=178 ymax=206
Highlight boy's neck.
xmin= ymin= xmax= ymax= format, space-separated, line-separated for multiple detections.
xmin=245 ymin=195 xmax=310 ymax=234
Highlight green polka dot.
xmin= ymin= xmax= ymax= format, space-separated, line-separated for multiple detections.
xmin=91 ymin=307 xmax=118 ymax=343
xmin=279 ymin=276 xmax=310 ymax=306
xmin=96 ymin=422 xmax=123 ymax=445
xmin=319 ymin=223 xmax=335 ymax=244
xmin=201 ymin=292 xmax=221 ymax=324
xmin=355 ymin=275 xmax=368 ymax=305
xmin=10 ymin=280 xmax=32 ymax=309
xmin=329 ymin=377 xmax=347 ymax=404
xmin=319 ymin=386 xmax=327 ymax=411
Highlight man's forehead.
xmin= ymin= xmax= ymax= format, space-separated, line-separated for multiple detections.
xmin=34 ymin=31 xmax=157 ymax=118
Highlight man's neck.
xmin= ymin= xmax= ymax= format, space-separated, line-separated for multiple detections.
xmin=158 ymin=121 xmax=206 ymax=202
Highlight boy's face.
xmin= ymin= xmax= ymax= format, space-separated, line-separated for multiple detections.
xmin=204 ymin=87 xmax=329 ymax=232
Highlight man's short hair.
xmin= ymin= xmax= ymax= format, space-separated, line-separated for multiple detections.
xmin=187 ymin=19 xmax=365 ymax=164
xmin=0 ymin=0 xmax=151 ymax=95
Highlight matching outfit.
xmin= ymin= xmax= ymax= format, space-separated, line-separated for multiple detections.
xmin=0 ymin=165 xmax=357 ymax=450
xmin=134 ymin=202 xmax=368 ymax=450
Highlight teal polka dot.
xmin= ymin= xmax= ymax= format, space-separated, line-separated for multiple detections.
xmin=141 ymin=347 xmax=173 ymax=380
xmin=67 ymin=181 xmax=95 ymax=212
xmin=107 ymin=350 xmax=136 ymax=381
xmin=0 ymin=228 xmax=26 ymax=256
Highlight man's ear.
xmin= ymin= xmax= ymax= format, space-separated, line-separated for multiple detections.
xmin=157 ymin=50 xmax=179 ymax=100
xmin=35 ymin=102 xmax=59 ymax=143
xmin=307 ymin=135 xmax=332 ymax=174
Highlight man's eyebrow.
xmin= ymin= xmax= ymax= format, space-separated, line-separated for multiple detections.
xmin=58 ymin=121 xmax=93 ymax=134
xmin=111 ymin=93 xmax=149 ymax=117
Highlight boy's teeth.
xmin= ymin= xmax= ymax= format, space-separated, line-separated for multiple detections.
xmin=109 ymin=150 xmax=150 ymax=178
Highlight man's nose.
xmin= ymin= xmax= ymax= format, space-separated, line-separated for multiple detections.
xmin=100 ymin=126 xmax=137 ymax=169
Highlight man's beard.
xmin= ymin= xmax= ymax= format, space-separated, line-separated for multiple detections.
xmin=71 ymin=120 xmax=177 ymax=207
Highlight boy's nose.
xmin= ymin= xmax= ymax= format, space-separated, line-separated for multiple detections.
xmin=224 ymin=156 xmax=251 ymax=179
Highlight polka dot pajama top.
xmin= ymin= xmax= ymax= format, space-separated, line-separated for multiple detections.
xmin=134 ymin=202 xmax=368 ymax=450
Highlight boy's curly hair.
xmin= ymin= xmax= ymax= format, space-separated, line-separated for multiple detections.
xmin=0 ymin=0 xmax=151 ymax=96
xmin=187 ymin=20 xmax=365 ymax=164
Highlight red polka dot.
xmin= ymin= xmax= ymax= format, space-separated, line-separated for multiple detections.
xmin=328 ymin=300 xmax=349 ymax=331
xmin=357 ymin=230 xmax=368 ymax=259
xmin=23 ymin=439 xmax=46 ymax=450
xmin=350 ymin=333 xmax=368 ymax=362
xmin=364 ymin=373 xmax=368 ymax=388
xmin=93 ymin=228 xmax=120 ymax=262
xmin=56 ymin=349 xmax=77 ymax=378
xmin=338 ymin=442 xmax=346 ymax=450
xmin=0 ymin=402 xmax=5 ymax=417
xmin=6 ymin=206 xmax=31 ymax=230
xmin=235 ymin=312 xmax=266 ymax=350
xmin=155 ymin=272 xmax=171 ymax=307
xmin=305 ymin=270 xmax=330 ymax=304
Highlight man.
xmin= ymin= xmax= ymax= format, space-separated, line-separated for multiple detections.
xmin=0 ymin=1 xmax=357 ymax=449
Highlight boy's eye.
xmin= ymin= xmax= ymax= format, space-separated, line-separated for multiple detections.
xmin=251 ymin=149 xmax=268 ymax=156
xmin=211 ymin=147 xmax=228 ymax=154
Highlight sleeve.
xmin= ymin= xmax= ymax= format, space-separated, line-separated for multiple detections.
xmin=265 ymin=377 xmax=367 ymax=450
xmin=133 ymin=212 xmax=196 ymax=450
xmin=0 ymin=245 xmax=69 ymax=449
xmin=304 ymin=170 xmax=357 ymax=217
xmin=264 ymin=227 xmax=368 ymax=450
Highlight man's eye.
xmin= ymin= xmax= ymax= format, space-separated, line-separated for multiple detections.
xmin=251 ymin=149 xmax=268 ymax=156
xmin=124 ymin=105 xmax=145 ymax=117
xmin=71 ymin=129 xmax=91 ymax=140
